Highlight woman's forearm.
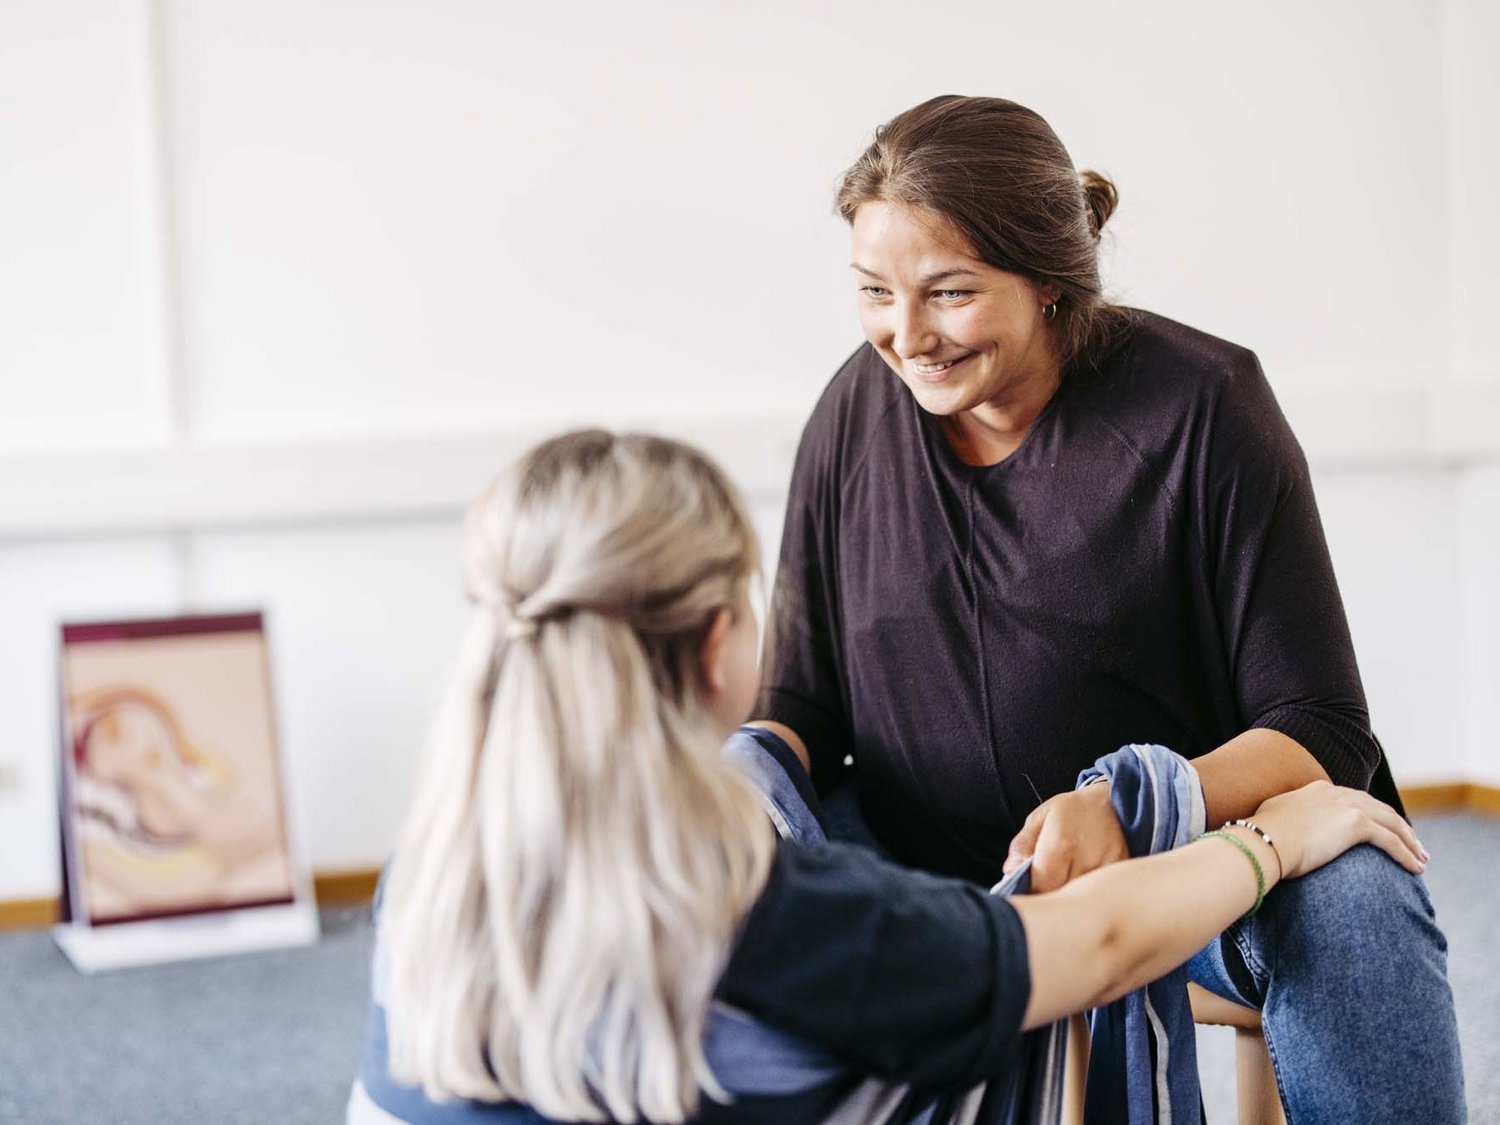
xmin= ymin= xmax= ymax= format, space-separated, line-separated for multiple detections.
xmin=1011 ymin=825 xmax=1279 ymax=1030
xmin=1193 ymin=728 xmax=1328 ymax=826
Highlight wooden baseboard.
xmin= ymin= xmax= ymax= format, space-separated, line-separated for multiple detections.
xmin=313 ymin=867 xmax=382 ymax=905
xmin=1399 ymin=783 xmax=1470 ymax=813
xmin=0 ymin=866 xmax=383 ymax=932
xmin=1400 ymin=781 xmax=1500 ymax=815
xmin=1461 ymin=784 xmax=1500 ymax=816
xmin=0 ymin=897 xmax=63 ymax=931
xmin=5 ymin=784 xmax=1499 ymax=932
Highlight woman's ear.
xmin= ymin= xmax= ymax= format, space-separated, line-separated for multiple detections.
xmin=699 ymin=607 xmax=733 ymax=695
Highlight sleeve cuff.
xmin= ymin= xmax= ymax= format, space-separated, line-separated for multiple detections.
xmin=1251 ymin=704 xmax=1380 ymax=790
xmin=965 ymin=894 xmax=1031 ymax=1082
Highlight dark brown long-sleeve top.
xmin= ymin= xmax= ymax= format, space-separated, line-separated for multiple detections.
xmin=761 ymin=311 xmax=1400 ymax=885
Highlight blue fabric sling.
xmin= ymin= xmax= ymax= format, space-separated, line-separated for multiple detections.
xmin=1077 ymin=744 xmax=1207 ymax=1125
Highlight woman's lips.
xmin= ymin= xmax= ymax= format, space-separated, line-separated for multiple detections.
xmin=910 ymin=354 xmax=970 ymax=384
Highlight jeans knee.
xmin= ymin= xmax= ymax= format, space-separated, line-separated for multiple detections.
xmin=1266 ymin=844 xmax=1443 ymax=957
xmin=1251 ymin=851 xmax=1464 ymax=1120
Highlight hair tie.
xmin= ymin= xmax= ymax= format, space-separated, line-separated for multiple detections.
xmin=503 ymin=615 xmax=539 ymax=642
xmin=470 ymin=589 xmax=541 ymax=642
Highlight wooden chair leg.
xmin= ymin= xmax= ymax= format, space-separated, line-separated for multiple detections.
xmin=1188 ymin=982 xmax=1286 ymax=1125
xmin=1234 ymin=1024 xmax=1285 ymax=1125
xmin=1060 ymin=1012 xmax=1090 ymax=1125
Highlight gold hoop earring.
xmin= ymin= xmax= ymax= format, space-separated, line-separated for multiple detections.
xmin=1042 ymin=301 xmax=1059 ymax=321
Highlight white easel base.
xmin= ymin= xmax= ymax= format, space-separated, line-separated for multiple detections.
xmin=52 ymin=900 xmax=321 ymax=973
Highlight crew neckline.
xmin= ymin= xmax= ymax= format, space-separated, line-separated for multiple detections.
xmin=918 ymin=373 xmax=1073 ymax=475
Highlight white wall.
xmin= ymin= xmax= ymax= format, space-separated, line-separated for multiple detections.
xmin=1316 ymin=470 xmax=1463 ymax=785
xmin=1 ymin=0 xmax=1496 ymax=900
xmin=0 ymin=1 xmax=171 ymax=450
xmin=1459 ymin=465 xmax=1500 ymax=787
xmin=1445 ymin=0 xmax=1500 ymax=390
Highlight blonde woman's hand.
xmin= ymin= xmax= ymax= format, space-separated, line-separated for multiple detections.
xmin=1249 ymin=781 xmax=1428 ymax=881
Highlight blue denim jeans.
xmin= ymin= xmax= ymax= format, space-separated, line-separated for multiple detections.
xmin=1185 ymin=844 xmax=1466 ymax=1124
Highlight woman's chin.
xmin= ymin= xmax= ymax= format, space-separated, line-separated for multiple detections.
xmin=903 ymin=379 xmax=971 ymax=417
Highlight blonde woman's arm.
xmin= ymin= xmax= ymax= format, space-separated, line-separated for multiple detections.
xmin=1010 ymin=781 xmax=1426 ymax=1030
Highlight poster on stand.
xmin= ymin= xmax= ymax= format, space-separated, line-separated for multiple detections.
xmin=54 ymin=612 xmax=318 ymax=971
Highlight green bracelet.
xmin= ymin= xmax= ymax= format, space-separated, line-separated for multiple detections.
xmin=1200 ymin=828 xmax=1266 ymax=916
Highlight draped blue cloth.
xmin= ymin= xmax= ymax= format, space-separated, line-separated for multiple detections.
xmin=1077 ymin=744 xmax=1207 ymax=1125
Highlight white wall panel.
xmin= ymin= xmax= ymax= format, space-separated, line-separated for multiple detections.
xmin=0 ymin=0 xmax=171 ymax=450
xmin=1445 ymin=0 xmax=1500 ymax=386
xmin=162 ymin=0 xmax=854 ymax=437
xmin=161 ymin=0 xmax=1449 ymax=444
xmin=184 ymin=519 xmax=466 ymax=870
xmin=1458 ymin=465 xmax=1500 ymax=785
xmin=0 ymin=536 xmax=183 ymax=900
xmin=1082 ymin=2 xmax=1447 ymax=398
xmin=1314 ymin=469 xmax=1463 ymax=783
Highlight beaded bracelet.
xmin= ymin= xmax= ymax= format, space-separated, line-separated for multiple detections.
xmin=1226 ymin=818 xmax=1284 ymax=879
xmin=1200 ymin=829 xmax=1266 ymax=916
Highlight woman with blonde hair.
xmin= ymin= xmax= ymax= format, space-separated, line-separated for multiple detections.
xmin=349 ymin=429 xmax=1424 ymax=1124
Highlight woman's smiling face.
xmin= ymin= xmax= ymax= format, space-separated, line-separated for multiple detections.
xmin=850 ymin=200 xmax=1061 ymax=423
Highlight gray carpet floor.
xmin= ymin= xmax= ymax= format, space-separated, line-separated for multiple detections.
xmin=0 ymin=814 xmax=1495 ymax=1124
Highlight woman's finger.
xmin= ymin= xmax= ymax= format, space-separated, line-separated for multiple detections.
xmin=1350 ymin=789 xmax=1429 ymax=863
xmin=1004 ymin=814 xmax=1044 ymax=873
xmin=1360 ymin=817 xmax=1427 ymax=875
xmin=1380 ymin=803 xmax=1428 ymax=863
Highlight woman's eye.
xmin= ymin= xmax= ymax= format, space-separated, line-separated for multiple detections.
xmin=935 ymin=289 xmax=971 ymax=301
xmin=859 ymin=285 xmax=890 ymax=299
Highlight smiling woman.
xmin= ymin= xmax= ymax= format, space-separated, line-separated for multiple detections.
xmin=752 ymin=94 xmax=1467 ymax=1123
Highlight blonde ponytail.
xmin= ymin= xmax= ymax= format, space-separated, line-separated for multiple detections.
xmin=380 ymin=431 xmax=773 ymax=1122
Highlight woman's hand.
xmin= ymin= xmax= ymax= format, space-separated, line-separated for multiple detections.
xmin=1003 ymin=782 xmax=1129 ymax=892
xmin=1249 ymin=780 xmax=1428 ymax=880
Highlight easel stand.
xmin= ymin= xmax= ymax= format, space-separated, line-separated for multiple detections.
xmin=52 ymin=899 xmax=320 ymax=974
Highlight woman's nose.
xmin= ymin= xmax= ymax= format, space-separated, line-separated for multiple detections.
xmin=891 ymin=302 xmax=937 ymax=359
